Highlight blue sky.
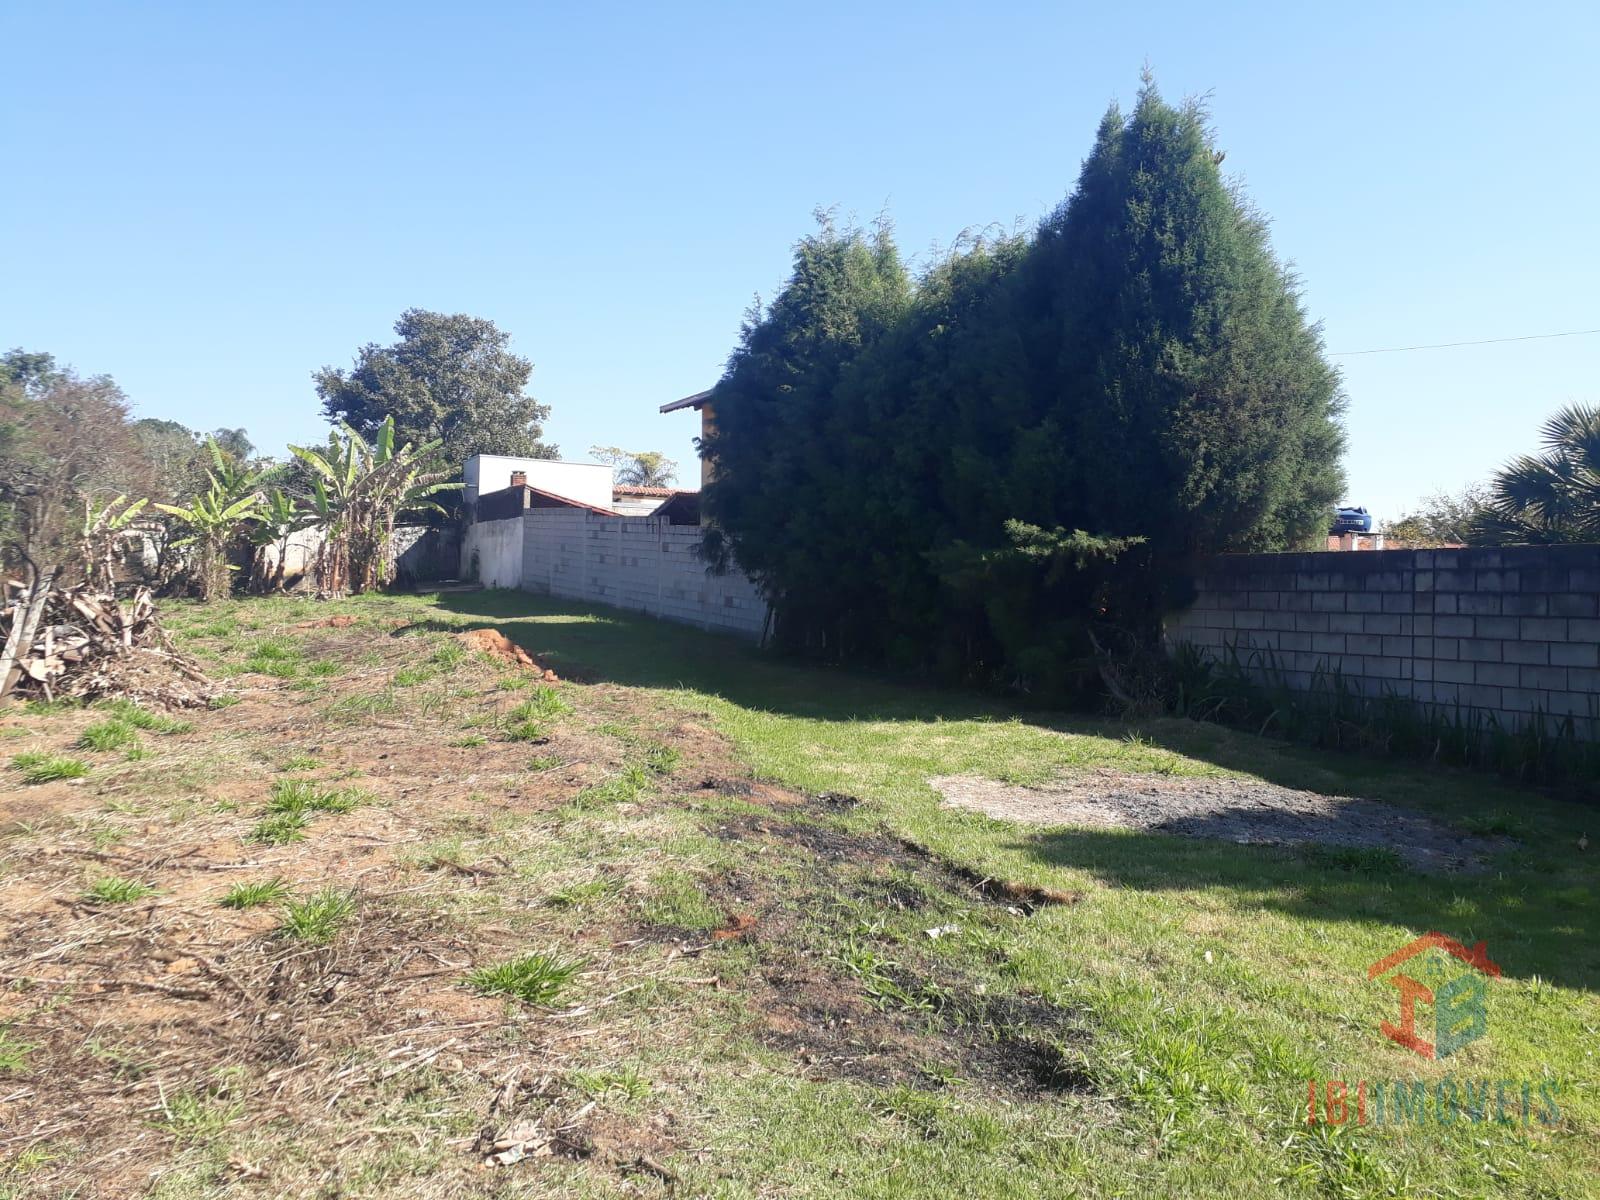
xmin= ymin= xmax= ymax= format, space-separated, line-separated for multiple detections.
xmin=3 ymin=1 xmax=1597 ymax=521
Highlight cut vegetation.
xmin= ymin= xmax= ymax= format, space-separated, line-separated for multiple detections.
xmin=0 ymin=589 xmax=1593 ymax=1199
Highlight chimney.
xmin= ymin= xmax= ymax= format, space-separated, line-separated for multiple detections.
xmin=510 ymin=470 xmax=527 ymax=488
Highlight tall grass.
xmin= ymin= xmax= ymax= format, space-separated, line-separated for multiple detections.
xmin=1172 ymin=641 xmax=1600 ymax=789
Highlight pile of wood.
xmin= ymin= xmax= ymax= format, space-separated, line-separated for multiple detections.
xmin=0 ymin=579 xmax=217 ymax=707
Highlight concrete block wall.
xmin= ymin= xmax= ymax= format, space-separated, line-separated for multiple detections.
xmin=519 ymin=509 xmax=768 ymax=639
xmin=1165 ymin=545 xmax=1600 ymax=735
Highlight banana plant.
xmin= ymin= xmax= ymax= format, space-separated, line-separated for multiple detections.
xmin=248 ymin=487 xmax=315 ymax=593
xmin=154 ymin=440 xmax=266 ymax=600
xmin=288 ymin=416 xmax=459 ymax=595
xmin=79 ymin=493 xmax=149 ymax=591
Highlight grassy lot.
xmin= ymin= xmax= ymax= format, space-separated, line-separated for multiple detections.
xmin=0 ymin=588 xmax=1595 ymax=1198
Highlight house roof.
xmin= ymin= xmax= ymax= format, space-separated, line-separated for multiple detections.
xmin=659 ymin=388 xmax=713 ymax=414
xmin=613 ymin=485 xmax=680 ymax=498
xmin=476 ymin=483 xmax=615 ymax=520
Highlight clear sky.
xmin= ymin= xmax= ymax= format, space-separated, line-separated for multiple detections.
xmin=4 ymin=1 xmax=1597 ymax=523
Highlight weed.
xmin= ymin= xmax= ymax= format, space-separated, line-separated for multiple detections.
xmin=0 ymin=1025 xmax=35 ymax=1072
xmin=325 ymin=691 xmax=399 ymax=721
xmin=466 ymin=951 xmax=584 ymax=1006
xmin=509 ymin=688 xmax=569 ymax=722
xmin=278 ymin=888 xmax=356 ymax=942
xmin=643 ymin=745 xmax=681 ymax=776
xmin=249 ymin=811 xmax=309 ymax=845
xmin=10 ymin=752 xmax=89 ymax=784
xmin=392 ymin=665 xmax=438 ymax=687
xmin=279 ymin=754 xmax=323 ymax=772
xmin=267 ymin=778 xmax=360 ymax=815
xmin=1299 ymin=844 xmax=1404 ymax=874
xmin=220 ymin=877 xmax=290 ymax=909
xmin=305 ymin=659 xmax=341 ymax=678
xmin=99 ymin=700 xmax=192 ymax=734
xmin=84 ymin=1037 xmax=147 ymax=1080
xmin=84 ymin=876 xmax=156 ymax=904
xmin=207 ymin=694 xmax=241 ymax=709
xmin=429 ymin=641 xmax=468 ymax=669
xmin=504 ymin=719 xmax=548 ymax=742
xmin=451 ymin=734 xmax=487 ymax=748
xmin=1457 ymin=809 xmax=1528 ymax=838
xmin=573 ymin=763 xmax=651 ymax=808
xmin=77 ymin=720 xmax=141 ymax=753
xmin=527 ymin=753 xmax=561 ymax=771
xmin=569 ymin=1064 xmax=651 ymax=1100
xmin=156 ymin=1085 xmax=244 ymax=1141
xmin=547 ymin=877 xmax=619 ymax=907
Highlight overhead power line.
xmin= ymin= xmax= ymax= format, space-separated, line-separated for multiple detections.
xmin=1330 ymin=326 xmax=1600 ymax=357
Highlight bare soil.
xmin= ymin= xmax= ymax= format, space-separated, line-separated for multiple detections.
xmin=931 ymin=769 xmax=1510 ymax=872
xmin=0 ymin=616 xmax=1095 ymax=1196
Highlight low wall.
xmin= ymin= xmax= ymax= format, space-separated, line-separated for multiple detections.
xmin=462 ymin=518 xmax=525 ymax=589
xmin=520 ymin=509 xmax=767 ymax=639
xmin=1165 ymin=545 xmax=1600 ymax=735
xmin=456 ymin=510 xmax=768 ymax=638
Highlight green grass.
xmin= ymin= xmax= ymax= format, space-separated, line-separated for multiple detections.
xmin=248 ymin=811 xmax=308 ymax=845
xmin=156 ymin=1086 xmax=244 ymax=1141
xmin=279 ymin=754 xmax=323 ymax=772
xmin=140 ymin=591 xmax=1600 ymax=1197
xmin=10 ymin=752 xmax=90 ymax=784
xmin=465 ymin=951 xmax=584 ymax=1006
xmin=266 ymin=778 xmax=361 ymax=815
xmin=277 ymin=888 xmax=356 ymax=942
xmin=409 ymin=588 xmax=1600 ymax=1197
xmin=83 ymin=876 xmax=156 ymax=904
xmin=76 ymin=720 xmax=141 ymax=753
xmin=0 ymin=1026 xmax=36 ymax=1073
xmin=219 ymin=877 xmax=290 ymax=909
xmin=98 ymin=700 xmax=193 ymax=734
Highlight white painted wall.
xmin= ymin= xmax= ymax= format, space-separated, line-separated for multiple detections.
xmin=464 ymin=455 xmax=613 ymax=509
xmin=462 ymin=516 xmax=524 ymax=588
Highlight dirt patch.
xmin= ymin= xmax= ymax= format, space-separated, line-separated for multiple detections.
xmin=932 ymin=770 xmax=1510 ymax=873
xmin=455 ymin=627 xmax=561 ymax=679
xmin=693 ymin=791 xmax=1097 ymax=1099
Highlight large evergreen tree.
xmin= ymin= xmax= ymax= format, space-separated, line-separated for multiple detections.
xmin=1039 ymin=79 xmax=1344 ymax=572
xmin=701 ymin=80 xmax=1347 ymax=697
xmin=702 ymin=214 xmax=911 ymax=654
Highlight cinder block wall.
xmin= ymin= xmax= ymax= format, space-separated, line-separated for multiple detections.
xmin=1165 ymin=546 xmax=1600 ymax=735
xmin=519 ymin=509 xmax=768 ymax=639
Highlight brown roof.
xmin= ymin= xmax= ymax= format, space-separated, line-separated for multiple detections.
xmin=613 ymin=485 xmax=680 ymax=498
xmin=476 ymin=483 xmax=615 ymax=521
xmin=659 ymin=388 xmax=713 ymax=414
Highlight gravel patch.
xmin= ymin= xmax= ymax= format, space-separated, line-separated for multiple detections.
xmin=931 ymin=770 xmax=1509 ymax=873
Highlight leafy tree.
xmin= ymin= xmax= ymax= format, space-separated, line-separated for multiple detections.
xmin=589 ymin=445 xmax=677 ymax=488
xmin=289 ymin=417 xmax=458 ymax=595
xmin=1387 ymin=484 xmax=1489 ymax=547
xmin=314 ymin=309 xmax=555 ymax=473
xmin=0 ymin=352 xmax=153 ymax=587
xmin=1471 ymin=404 xmax=1600 ymax=544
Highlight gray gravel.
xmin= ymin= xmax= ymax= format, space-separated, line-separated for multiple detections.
xmin=931 ymin=770 xmax=1509 ymax=873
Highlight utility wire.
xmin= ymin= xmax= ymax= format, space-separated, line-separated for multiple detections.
xmin=1331 ymin=326 xmax=1600 ymax=356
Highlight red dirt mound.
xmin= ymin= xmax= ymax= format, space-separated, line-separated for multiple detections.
xmin=455 ymin=628 xmax=560 ymax=680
